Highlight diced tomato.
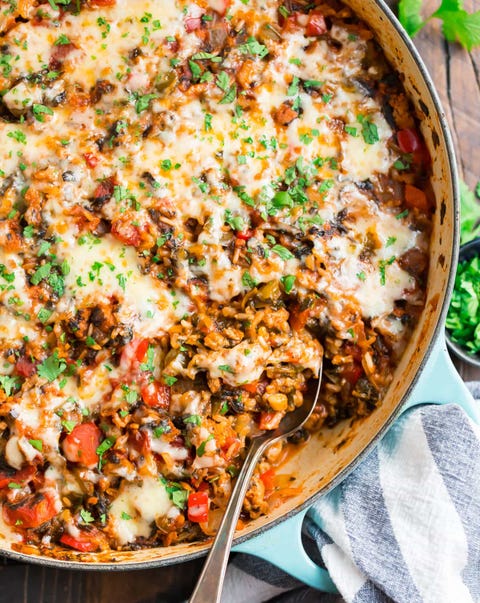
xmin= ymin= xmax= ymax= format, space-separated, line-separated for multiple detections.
xmin=62 ymin=423 xmax=102 ymax=468
xmin=120 ymin=338 xmax=150 ymax=371
xmin=60 ymin=531 xmax=100 ymax=552
xmin=404 ymin=184 xmax=429 ymax=212
xmin=220 ymin=436 xmax=241 ymax=460
xmin=83 ymin=153 xmax=99 ymax=169
xmin=135 ymin=339 xmax=150 ymax=363
xmin=141 ymin=382 xmax=171 ymax=410
xmin=343 ymin=342 xmax=362 ymax=362
xmin=91 ymin=178 xmax=114 ymax=206
xmin=89 ymin=0 xmax=116 ymax=6
xmin=242 ymin=379 xmax=268 ymax=395
xmin=306 ymin=13 xmax=327 ymax=36
xmin=259 ymin=412 xmax=282 ymax=431
xmin=3 ymin=492 xmax=57 ymax=528
xmin=242 ymin=381 xmax=259 ymax=394
xmin=111 ymin=220 xmax=141 ymax=247
xmin=0 ymin=465 xmax=36 ymax=490
xmin=236 ymin=229 xmax=253 ymax=241
xmin=187 ymin=491 xmax=209 ymax=523
xmin=341 ymin=363 xmax=363 ymax=386
xmin=15 ymin=356 xmax=36 ymax=378
xmin=197 ymin=481 xmax=210 ymax=492
xmin=208 ymin=0 xmax=231 ymax=15
xmin=289 ymin=306 xmax=310 ymax=332
xmin=260 ymin=468 xmax=276 ymax=491
xmin=397 ymin=129 xmax=421 ymax=154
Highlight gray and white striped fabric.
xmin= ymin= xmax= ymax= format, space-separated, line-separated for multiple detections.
xmin=223 ymin=388 xmax=480 ymax=603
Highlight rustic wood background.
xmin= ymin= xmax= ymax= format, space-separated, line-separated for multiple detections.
xmin=1 ymin=1 xmax=480 ymax=601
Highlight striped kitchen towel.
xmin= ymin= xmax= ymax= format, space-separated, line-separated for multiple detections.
xmin=222 ymin=387 xmax=480 ymax=603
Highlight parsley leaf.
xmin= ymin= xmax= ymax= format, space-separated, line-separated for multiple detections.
xmin=96 ymin=436 xmax=115 ymax=468
xmin=135 ymin=93 xmax=158 ymax=114
xmin=0 ymin=375 xmax=20 ymax=397
xmin=197 ymin=434 xmax=214 ymax=457
xmin=37 ymin=351 xmax=67 ymax=382
xmin=398 ymin=0 xmax=425 ymax=36
xmin=358 ymin=115 xmax=379 ymax=145
xmin=238 ymin=36 xmax=269 ymax=58
xmin=242 ymin=271 xmax=257 ymax=289
xmin=32 ymin=104 xmax=54 ymax=123
xmin=80 ymin=508 xmax=94 ymax=524
xmin=281 ymin=275 xmax=296 ymax=293
xmin=271 ymin=244 xmax=295 ymax=260
xmin=459 ymin=180 xmax=480 ymax=244
xmin=398 ymin=0 xmax=480 ymax=50
xmin=446 ymin=255 xmax=480 ymax=353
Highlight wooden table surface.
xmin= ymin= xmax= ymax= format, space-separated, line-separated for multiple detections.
xmin=2 ymin=3 xmax=480 ymax=602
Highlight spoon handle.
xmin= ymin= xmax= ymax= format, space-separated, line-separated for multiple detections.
xmin=189 ymin=435 xmax=269 ymax=603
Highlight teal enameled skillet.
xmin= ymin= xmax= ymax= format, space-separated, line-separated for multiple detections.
xmin=1 ymin=1 xmax=477 ymax=588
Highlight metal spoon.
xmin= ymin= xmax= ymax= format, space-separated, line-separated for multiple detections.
xmin=189 ymin=356 xmax=323 ymax=603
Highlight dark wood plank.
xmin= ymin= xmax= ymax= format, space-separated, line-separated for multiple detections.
xmin=3 ymin=4 xmax=480 ymax=602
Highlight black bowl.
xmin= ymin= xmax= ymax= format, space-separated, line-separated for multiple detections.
xmin=446 ymin=238 xmax=480 ymax=368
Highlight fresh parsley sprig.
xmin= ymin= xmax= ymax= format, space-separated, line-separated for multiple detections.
xmin=398 ymin=0 xmax=480 ymax=50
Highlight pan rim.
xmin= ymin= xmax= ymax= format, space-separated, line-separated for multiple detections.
xmin=0 ymin=0 xmax=460 ymax=571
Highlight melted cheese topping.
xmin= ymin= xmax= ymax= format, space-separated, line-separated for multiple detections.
xmin=0 ymin=0 xmax=431 ymax=552
xmin=109 ymin=477 xmax=173 ymax=545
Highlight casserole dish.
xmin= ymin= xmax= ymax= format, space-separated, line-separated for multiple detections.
xmin=0 ymin=0 xmax=475 ymax=580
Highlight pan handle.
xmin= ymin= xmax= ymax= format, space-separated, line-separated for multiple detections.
xmin=401 ymin=333 xmax=480 ymax=423
xmin=232 ymin=335 xmax=479 ymax=593
xmin=232 ymin=507 xmax=337 ymax=593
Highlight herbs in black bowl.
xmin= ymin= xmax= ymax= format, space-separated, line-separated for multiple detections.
xmin=445 ymin=183 xmax=480 ymax=366
xmin=446 ymin=253 xmax=480 ymax=356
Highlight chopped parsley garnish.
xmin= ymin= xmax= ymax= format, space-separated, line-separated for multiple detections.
xmin=218 ymin=364 xmax=233 ymax=373
xmin=358 ymin=115 xmax=379 ymax=145
xmin=54 ymin=34 xmax=71 ymax=46
xmin=135 ymin=93 xmax=158 ymax=114
xmin=28 ymin=439 xmax=43 ymax=451
xmin=281 ymin=275 xmax=296 ymax=293
xmin=379 ymin=256 xmax=396 ymax=286
xmin=446 ymin=255 xmax=480 ymax=354
xmin=80 ymin=508 xmax=94 ymax=524
xmin=140 ymin=345 xmax=155 ymax=372
xmin=161 ymin=479 xmax=189 ymax=509
xmin=197 ymin=434 xmax=214 ymax=457
xmin=61 ymin=420 xmax=76 ymax=434
xmin=37 ymin=351 xmax=67 ymax=382
xmin=32 ymin=104 xmax=53 ymax=122
xmin=271 ymin=244 xmax=294 ymax=261
xmin=225 ymin=209 xmax=245 ymax=231
xmin=163 ymin=375 xmax=178 ymax=386
xmin=96 ymin=436 xmax=115 ymax=468
xmin=7 ymin=130 xmax=26 ymax=144
xmin=0 ymin=375 xmax=20 ymax=397
xmin=204 ymin=113 xmax=213 ymax=131
xmin=242 ymin=271 xmax=257 ymax=289
xmin=287 ymin=76 xmax=300 ymax=96
xmin=238 ymin=37 xmax=269 ymax=58
xmin=184 ymin=415 xmax=202 ymax=426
